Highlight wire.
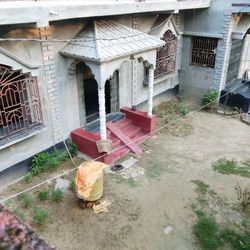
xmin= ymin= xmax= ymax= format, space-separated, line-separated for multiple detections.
xmin=0 ymin=80 xmax=249 ymax=204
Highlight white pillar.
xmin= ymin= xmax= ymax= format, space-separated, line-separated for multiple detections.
xmin=131 ymin=56 xmax=137 ymax=110
xmin=98 ymin=87 xmax=107 ymax=140
xmin=147 ymin=66 xmax=154 ymax=117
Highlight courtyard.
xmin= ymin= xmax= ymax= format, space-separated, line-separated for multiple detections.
xmin=1 ymin=102 xmax=250 ymax=250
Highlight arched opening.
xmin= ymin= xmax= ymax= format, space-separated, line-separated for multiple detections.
xmin=76 ymin=62 xmax=118 ymax=124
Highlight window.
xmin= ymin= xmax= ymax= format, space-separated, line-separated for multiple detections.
xmin=155 ymin=30 xmax=177 ymax=78
xmin=0 ymin=64 xmax=43 ymax=144
xmin=191 ymin=37 xmax=218 ymax=68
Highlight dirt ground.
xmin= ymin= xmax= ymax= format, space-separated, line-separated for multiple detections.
xmin=1 ymin=110 xmax=250 ymax=250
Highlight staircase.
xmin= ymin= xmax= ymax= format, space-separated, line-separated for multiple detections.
xmin=71 ymin=107 xmax=156 ymax=164
xmin=105 ymin=117 xmax=148 ymax=163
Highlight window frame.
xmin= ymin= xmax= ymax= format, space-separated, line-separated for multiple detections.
xmin=0 ymin=64 xmax=44 ymax=146
xmin=190 ymin=36 xmax=218 ymax=68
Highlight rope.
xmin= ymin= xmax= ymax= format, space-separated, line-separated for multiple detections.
xmin=0 ymin=80 xmax=249 ymax=204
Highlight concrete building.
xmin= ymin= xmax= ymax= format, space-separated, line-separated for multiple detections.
xmin=0 ymin=0 xmax=213 ymax=180
xmin=180 ymin=0 xmax=250 ymax=106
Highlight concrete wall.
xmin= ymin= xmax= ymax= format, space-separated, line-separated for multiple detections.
xmin=180 ymin=0 xmax=233 ymax=101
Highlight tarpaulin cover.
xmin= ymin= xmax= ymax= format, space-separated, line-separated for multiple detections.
xmin=75 ymin=161 xmax=107 ymax=199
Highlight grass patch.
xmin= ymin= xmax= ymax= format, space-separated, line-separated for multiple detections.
xmin=51 ymin=188 xmax=64 ymax=202
xmin=192 ymin=180 xmax=209 ymax=194
xmin=193 ymin=215 xmax=221 ymax=250
xmin=33 ymin=207 xmax=48 ymax=225
xmin=38 ymin=190 xmax=49 ymax=201
xmin=18 ymin=193 xmax=33 ymax=208
xmin=193 ymin=211 xmax=250 ymax=250
xmin=213 ymin=159 xmax=250 ymax=178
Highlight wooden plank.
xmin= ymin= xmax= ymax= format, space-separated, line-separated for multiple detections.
xmin=107 ymin=122 xmax=143 ymax=155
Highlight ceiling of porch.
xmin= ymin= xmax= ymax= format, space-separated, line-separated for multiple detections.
xmin=60 ymin=19 xmax=165 ymax=63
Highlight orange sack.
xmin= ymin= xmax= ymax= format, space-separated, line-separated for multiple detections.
xmin=75 ymin=161 xmax=107 ymax=200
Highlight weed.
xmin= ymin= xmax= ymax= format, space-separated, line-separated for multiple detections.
xmin=13 ymin=209 xmax=26 ymax=219
xmin=193 ymin=215 xmax=221 ymax=250
xmin=179 ymin=102 xmax=189 ymax=116
xmin=66 ymin=139 xmax=77 ymax=157
xmin=33 ymin=207 xmax=48 ymax=225
xmin=213 ymin=159 xmax=250 ymax=178
xmin=69 ymin=179 xmax=75 ymax=191
xmin=195 ymin=210 xmax=206 ymax=218
xmin=18 ymin=193 xmax=33 ymax=208
xmin=201 ymin=87 xmax=219 ymax=110
xmin=51 ymin=188 xmax=63 ymax=202
xmin=192 ymin=180 xmax=209 ymax=194
xmin=38 ymin=190 xmax=49 ymax=201
xmin=235 ymin=184 xmax=250 ymax=213
xmin=25 ymin=172 xmax=33 ymax=183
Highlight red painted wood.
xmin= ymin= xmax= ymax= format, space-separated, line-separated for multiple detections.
xmin=107 ymin=122 xmax=143 ymax=155
xmin=120 ymin=107 xmax=156 ymax=134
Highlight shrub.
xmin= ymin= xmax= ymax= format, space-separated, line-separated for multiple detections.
xmin=18 ymin=193 xmax=33 ymax=208
xmin=235 ymin=184 xmax=250 ymax=213
xmin=38 ymin=190 xmax=49 ymax=201
xmin=51 ymin=188 xmax=63 ymax=202
xmin=201 ymin=87 xmax=219 ymax=110
xmin=33 ymin=207 xmax=48 ymax=225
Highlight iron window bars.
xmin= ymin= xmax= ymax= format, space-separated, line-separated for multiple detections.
xmin=191 ymin=37 xmax=218 ymax=68
xmin=155 ymin=30 xmax=177 ymax=78
xmin=0 ymin=64 xmax=43 ymax=145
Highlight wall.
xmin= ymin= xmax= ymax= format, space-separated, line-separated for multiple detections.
xmin=180 ymin=0 xmax=232 ymax=101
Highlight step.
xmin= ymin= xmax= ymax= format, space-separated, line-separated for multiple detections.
xmin=106 ymin=122 xmax=143 ymax=155
xmin=113 ymin=118 xmax=132 ymax=129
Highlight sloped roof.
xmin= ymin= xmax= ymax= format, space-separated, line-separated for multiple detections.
xmin=61 ymin=20 xmax=165 ymax=63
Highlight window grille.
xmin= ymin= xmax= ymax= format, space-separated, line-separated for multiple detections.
xmin=191 ymin=37 xmax=218 ymax=68
xmin=0 ymin=64 xmax=43 ymax=144
xmin=154 ymin=30 xmax=177 ymax=78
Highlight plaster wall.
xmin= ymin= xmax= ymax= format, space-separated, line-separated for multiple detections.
xmin=180 ymin=0 xmax=233 ymax=100
xmin=0 ymin=28 xmax=55 ymax=171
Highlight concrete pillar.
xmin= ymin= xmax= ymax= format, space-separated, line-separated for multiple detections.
xmin=147 ymin=65 xmax=154 ymax=117
xmin=98 ymin=87 xmax=107 ymax=140
xmin=131 ymin=56 xmax=137 ymax=110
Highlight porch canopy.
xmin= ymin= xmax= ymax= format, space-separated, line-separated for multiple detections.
xmin=61 ymin=19 xmax=164 ymax=140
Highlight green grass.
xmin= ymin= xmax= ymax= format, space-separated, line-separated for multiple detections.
xmin=18 ymin=193 xmax=33 ymax=208
xmin=51 ymin=188 xmax=64 ymax=202
xmin=193 ymin=211 xmax=250 ymax=250
xmin=33 ymin=207 xmax=48 ymax=225
xmin=192 ymin=180 xmax=209 ymax=194
xmin=193 ymin=215 xmax=221 ymax=250
xmin=213 ymin=159 xmax=250 ymax=178
xmin=38 ymin=190 xmax=49 ymax=201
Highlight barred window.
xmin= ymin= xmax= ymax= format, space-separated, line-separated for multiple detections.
xmin=155 ymin=30 xmax=177 ymax=78
xmin=0 ymin=64 xmax=43 ymax=145
xmin=191 ymin=37 xmax=218 ymax=68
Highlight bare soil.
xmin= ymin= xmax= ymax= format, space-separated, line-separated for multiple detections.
xmin=1 ymin=109 xmax=250 ymax=250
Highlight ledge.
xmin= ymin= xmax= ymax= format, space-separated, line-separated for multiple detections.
xmin=183 ymin=31 xmax=223 ymax=39
xmin=0 ymin=125 xmax=46 ymax=151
